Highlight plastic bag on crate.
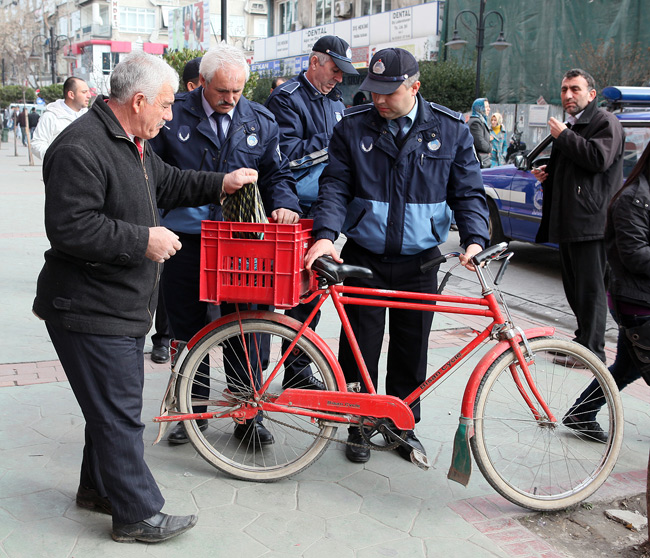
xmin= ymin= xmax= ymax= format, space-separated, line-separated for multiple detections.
xmin=222 ymin=181 xmax=268 ymax=239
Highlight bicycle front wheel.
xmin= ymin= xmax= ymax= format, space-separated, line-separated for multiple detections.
xmin=176 ymin=317 xmax=339 ymax=482
xmin=471 ymin=338 xmax=623 ymax=511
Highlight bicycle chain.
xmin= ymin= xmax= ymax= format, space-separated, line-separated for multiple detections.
xmin=262 ymin=414 xmax=398 ymax=452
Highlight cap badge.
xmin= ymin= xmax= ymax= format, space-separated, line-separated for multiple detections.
xmin=346 ymin=47 xmax=352 ymax=59
xmin=372 ymin=59 xmax=386 ymax=75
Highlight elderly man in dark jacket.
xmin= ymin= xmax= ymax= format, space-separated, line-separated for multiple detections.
xmin=534 ymin=68 xmax=624 ymax=369
xmin=33 ymin=51 xmax=257 ymax=544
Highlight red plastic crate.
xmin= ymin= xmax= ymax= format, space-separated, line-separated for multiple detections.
xmin=200 ymin=220 xmax=315 ymax=309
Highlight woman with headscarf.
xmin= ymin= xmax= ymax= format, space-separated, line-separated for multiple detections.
xmin=490 ymin=112 xmax=507 ymax=167
xmin=468 ymin=98 xmax=491 ymax=168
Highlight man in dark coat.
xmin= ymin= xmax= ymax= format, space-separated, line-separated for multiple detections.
xmin=533 ymin=68 xmax=624 ymax=370
xmin=33 ymin=51 xmax=257 ymax=543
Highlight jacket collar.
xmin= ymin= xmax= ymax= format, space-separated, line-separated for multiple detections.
xmin=298 ymin=71 xmax=343 ymax=102
xmin=92 ymin=95 xmax=131 ymax=139
xmin=574 ymin=98 xmax=598 ymax=126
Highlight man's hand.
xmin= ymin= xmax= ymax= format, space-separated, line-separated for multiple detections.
xmin=146 ymin=227 xmax=182 ymax=263
xmin=531 ymin=164 xmax=548 ymax=183
xmin=548 ymin=117 xmax=567 ymax=139
xmin=271 ymin=208 xmax=300 ymax=224
xmin=305 ymin=239 xmax=342 ymax=271
xmin=222 ymin=168 xmax=259 ymax=195
xmin=459 ymin=243 xmax=483 ymax=272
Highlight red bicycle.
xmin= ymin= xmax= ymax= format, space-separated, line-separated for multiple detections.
xmin=154 ymin=222 xmax=623 ymax=512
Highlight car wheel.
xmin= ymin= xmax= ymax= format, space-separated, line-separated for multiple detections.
xmin=487 ymin=199 xmax=507 ymax=246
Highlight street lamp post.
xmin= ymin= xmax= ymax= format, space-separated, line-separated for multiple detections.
xmin=445 ymin=0 xmax=511 ymax=99
xmin=30 ymin=26 xmax=70 ymax=85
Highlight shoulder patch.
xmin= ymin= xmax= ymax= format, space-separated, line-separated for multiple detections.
xmin=343 ymin=104 xmax=373 ymax=118
xmin=429 ymin=102 xmax=464 ymax=122
xmin=280 ymin=82 xmax=301 ymax=95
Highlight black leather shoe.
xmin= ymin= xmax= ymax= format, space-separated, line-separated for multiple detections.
xmin=151 ymin=345 xmax=170 ymax=364
xmin=345 ymin=428 xmax=370 ymax=463
xmin=166 ymin=419 xmax=208 ymax=445
xmin=395 ymin=431 xmax=426 ymax=462
xmin=282 ymin=374 xmax=325 ymax=390
xmin=76 ymin=485 xmax=112 ymax=515
xmin=112 ymin=512 xmax=198 ymax=543
xmin=233 ymin=419 xmax=274 ymax=446
xmin=562 ymin=413 xmax=608 ymax=443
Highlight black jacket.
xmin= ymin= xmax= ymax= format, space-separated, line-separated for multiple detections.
xmin=605 ymin=174 xmax=650 ymax=307
xmin=536 ymin=99 xmax=625 ymax=243
xmin=33 ymin=96 xmax=226 ymax=336
xmin=468 ymin=116 xmax=491 ymax=168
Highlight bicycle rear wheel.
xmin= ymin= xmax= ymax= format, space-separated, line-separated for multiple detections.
xmin=176 ymin=317 xmax=338 ymax=482
xmin=471 ymin=338 xmax=623 ymax=511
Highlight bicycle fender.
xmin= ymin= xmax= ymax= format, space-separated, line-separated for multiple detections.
xmin=185 ymin=310 xmax=349 ymax=391
xmin=459 ymin=327 xmax=555 ymax=419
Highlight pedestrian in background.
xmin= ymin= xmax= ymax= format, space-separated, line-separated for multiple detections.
xmin=270 ymin=76 xmax=287 ymax=93
xmin=468 ymin=97 xmax=491 ymax=168
xmin=150 ymin=43 xmax=301 ymax=446
xmin=533 ymin=68 xmax=624 ymax=372
xmin=28 ymin=107 xmax=40 ymax=139
xmin=16 ymin=108 xmax=28 ymax=146
xmin=490 ymin=112 xmax=507 ymax=166
xmin=32 ymin=51 xmax=257 ymax=543
xmin=305 ymin=48 xmax=489 ymax=464
xmin=32 ymin=77 xmax=92 ymax=159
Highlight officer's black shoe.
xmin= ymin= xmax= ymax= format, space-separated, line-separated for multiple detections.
xmin=166 ymin=419 xmax=208 ymax=445
xmin=562 ymin=413 xmax=608 ymax=444
xmin=345 ymin=428 xmax=371 ymax=463
xmin=395 ymin=431 xmax=426 ymax=462
xmin=151 ymin=345 xmax=170 ymax=364
xmin=233 ymin=419 xmax=274 ymax=446
xmin=112 ymin=512 xmax=198 ymax=543
xmin=76 ymin=485 xmax=112 ymax=515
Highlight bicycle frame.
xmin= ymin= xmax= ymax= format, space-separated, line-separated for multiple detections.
xmin=155 ymin=261 xmax=557 ymax=441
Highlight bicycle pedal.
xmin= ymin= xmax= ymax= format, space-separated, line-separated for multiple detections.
xmin=410 ymin=450 xmax=432 ymax=471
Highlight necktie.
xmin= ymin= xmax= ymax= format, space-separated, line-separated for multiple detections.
xmin=212 ymin=113 xmax=228 ymax=145
xmin=395 ymin=116 xmax=410 ymax=147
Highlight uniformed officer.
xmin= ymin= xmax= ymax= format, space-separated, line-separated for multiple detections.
xmin=150 ymin=44 xmax=301 ymax=446
xmin=305 ymin=48 xmax=490 ymax=464
xmin=266 ymin=35 xmax=358 ymax=391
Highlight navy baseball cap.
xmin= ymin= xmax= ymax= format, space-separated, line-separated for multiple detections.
xmin=360 ymin=48 xmax=419 ymax=95
xmin=312 ymin=36 xmax=359 ymax=75
xmin=182 ymin=57 xmax=202 ymax=86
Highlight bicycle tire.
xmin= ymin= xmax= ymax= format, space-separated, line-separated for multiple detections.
xmin=471 ymin=337 xmax=623 ymax=511
xmin=176 ymin=317 xmax=338 ymax=482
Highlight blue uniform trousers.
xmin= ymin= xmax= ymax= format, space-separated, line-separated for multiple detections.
xmin=336 ymin=241 xmax=440 ymax=423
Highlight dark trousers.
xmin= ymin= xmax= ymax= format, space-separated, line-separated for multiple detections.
xmin=46 ymin=323 xmax=164 ymax=524
xmin=559 ymin=240 xmax=608 ymax=362
xmin=337 ymin=242 xmax=439 ymax=423
xmin=283 ymin=298 xmax=321 ymax=384
xmin=151 ymin=282 xmax=171 ymax=348
xmin=162 ymin=233 xmax=264 ymax=414
xmin=570 ymin=311 xmax=647 ymax=420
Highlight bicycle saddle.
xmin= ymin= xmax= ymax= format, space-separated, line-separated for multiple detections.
xmin=312 ymin=256 xmax=373 ymax=285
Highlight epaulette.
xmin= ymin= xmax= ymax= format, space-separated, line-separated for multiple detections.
xmin=250 ymin=101 xmax=277 ymax=123
xmin=429 ymin=102 xmax=464 ymax=122
xmin=279 ymin=81 xmax=301 ymax=95
xmin=343 ymin=104 xmax=373 ymax=118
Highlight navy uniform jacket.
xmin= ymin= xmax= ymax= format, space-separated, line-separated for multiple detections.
xmin=150 ymin=87 xmax=300 ymax=234
xmin=312 ymin=94 xmax=489 ymax=256
xmin=265 ymin=71 xmax=345 ymax=162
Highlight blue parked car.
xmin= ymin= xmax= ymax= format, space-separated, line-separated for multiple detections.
xmin=483 ymin=86 xmax=650 ymax=246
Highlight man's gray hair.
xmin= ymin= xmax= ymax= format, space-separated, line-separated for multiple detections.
xmin=109 ymin=52 xmax=179 ymax=104
xmin=200 ymin=43 xmax=250 ymax=85
xmin=310 ymin=51 xmax=330 ymax=66
xmin=403 ymin=72 xmax=420 ymax=89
